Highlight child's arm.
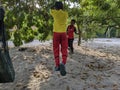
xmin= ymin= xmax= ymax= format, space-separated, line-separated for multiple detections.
xmin=74 ymin=27 xmax=79 ymax=34
xmin=66 ymin=26 xmax=69 ymax=34
xmin=49 ymin=4 xmax=55 ymax=15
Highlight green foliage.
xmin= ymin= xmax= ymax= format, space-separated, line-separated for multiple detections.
xmin=100 ymin=3 xmax=111 ymax=11
xmin=5 ymin=11 xmax=16 ymax=29
xmin=13 ymin=30 xmax=23 ymax=47
xmin=1 ymin=0 xmax=120 ymax=46
xmin=20 ymin=27 xmax=35 ymax=43
xmin=5 ymin=29 xmax=11 ymax=40
xmin=33 ymin=29 xmax=39 ymax=36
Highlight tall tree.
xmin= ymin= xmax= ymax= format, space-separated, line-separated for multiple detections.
xmin=0 ymin=0 xmax=120 ymax=46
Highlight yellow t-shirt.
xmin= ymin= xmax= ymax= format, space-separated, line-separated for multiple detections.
xmin=50 ymin=9 xmax=68 ymax=33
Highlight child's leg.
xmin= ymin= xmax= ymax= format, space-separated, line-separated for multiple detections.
xmin=69 ymin=39 xmax=72 ymax=53
xmin=53 ymin=32 xmax=60 ymax=67
xmin=68 ymin=39 xmax=71 ymax=48
xmin=70 ymin=39 xmax=74 ymax=53
xmin=61 ymin=33 xmax=68 ymax=65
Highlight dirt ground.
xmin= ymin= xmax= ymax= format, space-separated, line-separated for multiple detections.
xmin=0 ymin=38 xmax=120 ymax=90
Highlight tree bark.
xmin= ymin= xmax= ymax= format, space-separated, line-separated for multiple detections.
xmin=77 ymin=23 xmax=82 ymax=46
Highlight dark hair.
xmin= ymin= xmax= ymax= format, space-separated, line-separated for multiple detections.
xmin=55 ymin=1 xmax=63 ymax=10
xmin=71 ymin=19 xmax=76 ymax=23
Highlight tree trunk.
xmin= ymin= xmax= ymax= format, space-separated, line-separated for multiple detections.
xmin=77 ymin=23 xmax=82 ymax=46
xmin=117 ymin=29 xmax=120 ymax=38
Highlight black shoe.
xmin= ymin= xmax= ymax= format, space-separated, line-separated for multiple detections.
xmin=60 ymin=63 xmax=66 ymax=76
xmin=68 ymin=47 xmax=70 ymax=50
xmin=55 ymin=66 xmax=60 ymax=71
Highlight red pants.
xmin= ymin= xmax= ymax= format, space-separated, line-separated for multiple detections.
xmin=53 ymin=32 xmax=68 ymax=67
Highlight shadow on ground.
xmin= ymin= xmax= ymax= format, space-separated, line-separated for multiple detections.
xmin=0 ymin=43 xmax=120 ymax=90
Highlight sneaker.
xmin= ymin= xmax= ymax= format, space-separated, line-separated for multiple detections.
xmin=55 ymin=66 xmax=60 ymax=71
xmin=68 ymin=47 xmax=70 ymax=50
xmin=60 ymin=63 xmax=66 ymax=76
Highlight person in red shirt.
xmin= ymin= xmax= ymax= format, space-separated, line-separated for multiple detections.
xmin=67 ymin=19 xmax=78 ymax=54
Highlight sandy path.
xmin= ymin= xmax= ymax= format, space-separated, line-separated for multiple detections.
xmin=0 ymin=38 xmax=120 ymax=90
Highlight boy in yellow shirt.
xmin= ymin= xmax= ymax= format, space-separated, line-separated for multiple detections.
xmin=50 ymin=1 xmax=68 ymax=76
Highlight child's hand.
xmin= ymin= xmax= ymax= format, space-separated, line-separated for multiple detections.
xmin=78 ymin=29 xmax=81 ymax=34
xmin=51 ymin=5 xmax=55 ymax=9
